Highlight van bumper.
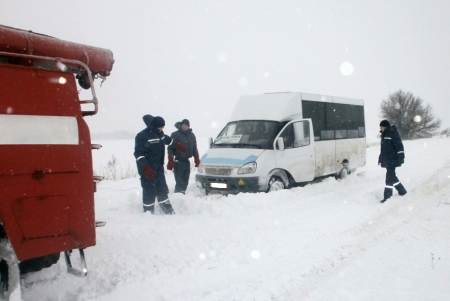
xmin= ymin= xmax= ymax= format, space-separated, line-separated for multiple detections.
xmin=195 ymin=174 xmax=262 ymax=193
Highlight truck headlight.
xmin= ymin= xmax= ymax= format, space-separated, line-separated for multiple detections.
xmin=237 ymin=162 xmax=257 ymax=174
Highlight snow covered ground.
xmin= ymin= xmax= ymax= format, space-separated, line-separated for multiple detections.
xmin=20 ymin=137 xmax=450 ymax=301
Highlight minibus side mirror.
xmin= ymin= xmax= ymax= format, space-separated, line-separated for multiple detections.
xmin=276 ymin=137 xmax=285 ymax=151
xmin=208 ymin=137 xmax=214 ymax=148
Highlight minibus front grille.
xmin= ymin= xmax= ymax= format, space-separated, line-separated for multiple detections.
xmin=205 ymin=168 xmax=232 ymax=176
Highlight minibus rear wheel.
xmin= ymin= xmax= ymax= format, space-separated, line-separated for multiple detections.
xmin=337 ymin=165 xmax=349 ymax=180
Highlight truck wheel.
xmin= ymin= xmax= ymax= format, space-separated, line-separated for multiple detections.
xmin=19 ymin=253 xmax=60 ymax=275
xmin=267 ymin=176 xmax=285 ymax=192
xmin=0 ymin=259 xmax=8 ymax=294
xmin=0 ymin=240 xmax=22 ymax=300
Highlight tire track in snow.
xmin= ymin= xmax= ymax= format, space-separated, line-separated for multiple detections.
xmin=280 ymin=162 xmax=450 ymax=300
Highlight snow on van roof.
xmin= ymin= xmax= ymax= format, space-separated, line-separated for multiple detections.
xmin=229 ymin=92 xmax=363 ymax=122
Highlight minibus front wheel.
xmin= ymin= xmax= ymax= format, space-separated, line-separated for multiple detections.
xmin=267 ymin=176 xmax=285 ymax=192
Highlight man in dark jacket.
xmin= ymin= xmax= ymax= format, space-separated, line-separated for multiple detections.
xmin=134 ymin=114 xmax=175 ymax=214
xmin=167 ymin=119 xmax=200 ymax=194
xmin=378 ymin=120 xmax=407 ymax=203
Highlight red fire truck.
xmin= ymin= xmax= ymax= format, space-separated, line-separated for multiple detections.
xmin=0 ymin=25 xmax=114 ymax=297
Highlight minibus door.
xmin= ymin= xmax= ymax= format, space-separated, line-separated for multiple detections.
xmin=274 ymin=119 xmax=315 ymax=182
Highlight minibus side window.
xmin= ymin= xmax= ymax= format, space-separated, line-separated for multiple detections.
xmin=279 ymin=124 xmax=294 ymax=149
xmin=293 ymin=121 xmax=310 ymax=147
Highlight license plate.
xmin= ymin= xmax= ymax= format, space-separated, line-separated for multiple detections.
xmin=210 ymin=183 xmax=228 ymax=189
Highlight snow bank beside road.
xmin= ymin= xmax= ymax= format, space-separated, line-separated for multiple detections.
xmin=22 ymin=137 xmax=450 ymax=301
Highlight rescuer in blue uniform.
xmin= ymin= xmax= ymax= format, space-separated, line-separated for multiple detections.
xmin=378 ymin=120 xmax=407 ymax=203
xmin=134 ymin=115 xmax=175 ymax=214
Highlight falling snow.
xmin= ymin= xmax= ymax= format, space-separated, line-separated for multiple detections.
xmin=17 ymin=136 xmax=450 ymax=301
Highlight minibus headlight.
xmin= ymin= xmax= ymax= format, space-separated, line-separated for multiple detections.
xmin=238 ymin=162 xmax=257 ymax=174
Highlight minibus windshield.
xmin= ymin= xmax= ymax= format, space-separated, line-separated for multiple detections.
xmin=212 ymin=120 xmax=281 ymax=149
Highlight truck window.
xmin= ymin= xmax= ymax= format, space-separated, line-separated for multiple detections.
xmin=0 ymin=115 xmax=78 ymax=145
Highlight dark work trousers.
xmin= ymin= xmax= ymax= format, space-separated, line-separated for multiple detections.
xmin=141 ymin=173 xmax=169 ymax=213
xmin=384 ymin=167 xmax=407 ymax=200
xmin=174 ymin=160 xmax=191 ymax=194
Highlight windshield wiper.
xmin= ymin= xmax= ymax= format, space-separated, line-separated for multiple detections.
xmin=212 ymin=143 xmax=235 ymax=148
xmin=233 ymin=143 xmax=262 ymax=149
xmin=212 ymin=143 xmax=261 ymax=149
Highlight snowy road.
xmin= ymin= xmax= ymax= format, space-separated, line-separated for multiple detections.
xmin=21 ymin=137 xmax=450 ymax=301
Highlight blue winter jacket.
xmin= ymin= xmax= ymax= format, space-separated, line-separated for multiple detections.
xmin=134 ymin=115 xmax=173 ymax=177
xmin=378 ymin=125 xmax=405 ymax=168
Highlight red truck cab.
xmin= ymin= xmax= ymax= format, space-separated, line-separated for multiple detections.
xmin=0 ymin=25 xmax=114 ymax=295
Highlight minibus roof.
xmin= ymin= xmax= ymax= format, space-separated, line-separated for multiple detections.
xmin=229 ymin=92 xmax=363 ymax=122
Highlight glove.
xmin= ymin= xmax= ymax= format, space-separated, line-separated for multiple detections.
xmin=176 ymin=143 xmax=187 ymax=153
xmin=167 ymin=156 xmax=174 ymax=170
xmin=142 ymin=164 xmax=155 ymax=180
xmin=399 ymin=158 xmax=404 ymax=164
xmin=194 ymin=153 xmax=200 ymax=167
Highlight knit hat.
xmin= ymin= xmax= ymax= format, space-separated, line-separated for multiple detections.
xmin=152 ymin=116 xmax=165 ymax=128
xmin=181 ymin=119 xmax=190 ymax=127
xmin=379 ymin=120 xmax=390 ymax=127
xmin=142 ymin=114 xmax=154 ymax=127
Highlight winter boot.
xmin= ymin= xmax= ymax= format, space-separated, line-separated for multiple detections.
xmin=381 ymin=186 xmax=393 ymax=203
xmin=143 ymin=204 xmax=154 ymax=214
xmin=394 ymin=182 xmax=407 ymax=196
xmin=158 ymin=197 xmax=175 ymax=215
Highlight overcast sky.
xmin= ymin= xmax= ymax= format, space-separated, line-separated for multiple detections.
xmin=2 ymin=0 xmax=450 ymax=140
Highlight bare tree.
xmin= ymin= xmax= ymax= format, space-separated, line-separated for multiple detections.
xmin=379 ymin=90 xmax=441 ymax=139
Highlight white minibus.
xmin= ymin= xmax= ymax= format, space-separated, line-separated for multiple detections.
xmin=195 ymin=92 xmax=366 ymax=194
